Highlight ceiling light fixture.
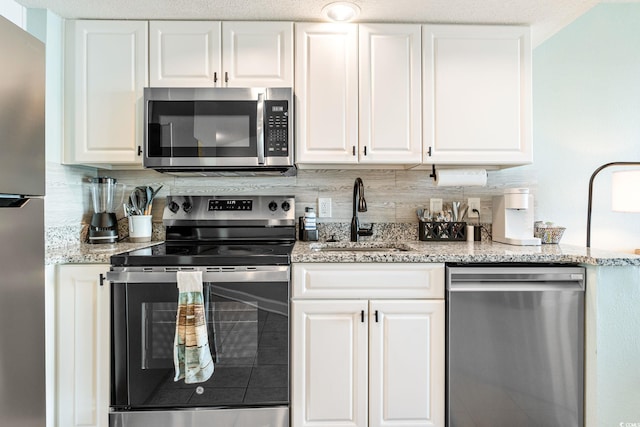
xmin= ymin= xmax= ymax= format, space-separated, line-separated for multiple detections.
xmin=322 ymin=1 xmax=361 ymax=22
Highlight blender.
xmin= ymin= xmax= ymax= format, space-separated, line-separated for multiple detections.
xmin=89 ymin=176 xmax=122 ymax=244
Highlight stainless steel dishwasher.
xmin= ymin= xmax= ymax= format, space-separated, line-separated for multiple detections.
xmin=446 ymin=265 xmax=585 ymax=427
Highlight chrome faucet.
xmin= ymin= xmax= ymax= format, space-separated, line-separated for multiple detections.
xmin=351 ymin=177 xmax=374 ymax=242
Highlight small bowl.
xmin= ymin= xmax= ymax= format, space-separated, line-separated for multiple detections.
xmin=534 ymin=226 xmax=566 ymax=244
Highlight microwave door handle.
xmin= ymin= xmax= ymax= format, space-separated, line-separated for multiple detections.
xmin=256 ymin=93 xmax=265 ymax=165
xmin=160 ymin=122 xmax=174 ymax=156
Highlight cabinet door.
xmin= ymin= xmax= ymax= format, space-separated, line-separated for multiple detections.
xmin=423 ymin=25 xmax=532 ymax=166
xmin=222 ymin=21 xmax=293 ymax=87
xmin=369 ymin=300 xmax=445 ymax=427
xmin=64 ymin=20 xmax=147 ymax=165
xmin=56 ymin=264 xmax=110 ymax=427
xmin=149 ymin=21 xmax=221 ymax=87
xmin=295 ymin=23 xmax=359 ymax=164
xmin=359 ymin=24 xmax=422 ymax=164
xmin=292 ymin=300 xmax=368 ymax=427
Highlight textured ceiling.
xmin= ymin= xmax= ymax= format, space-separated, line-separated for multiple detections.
xmin=15 ymin=0 xmax=610 ymax=46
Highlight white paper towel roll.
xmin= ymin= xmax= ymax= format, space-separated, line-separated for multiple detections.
xmin=435 ymin=168 xmax=487 ymax=187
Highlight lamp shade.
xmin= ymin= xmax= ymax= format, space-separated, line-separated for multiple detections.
xmin=612 ymin=170 xmax=640 ymax=212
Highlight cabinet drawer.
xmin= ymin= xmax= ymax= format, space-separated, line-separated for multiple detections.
xmin=292 ymin=263 xmax=444 ymax=299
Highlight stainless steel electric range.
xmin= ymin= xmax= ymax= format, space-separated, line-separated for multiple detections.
xmin=107 ymin=195 xmax=295 ymax=427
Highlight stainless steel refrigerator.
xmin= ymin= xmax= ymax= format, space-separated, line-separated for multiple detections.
xmin=0 ymin=15 xmax=46 ymax=427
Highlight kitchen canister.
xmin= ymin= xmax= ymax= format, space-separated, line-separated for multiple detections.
xmin=128 ymin=214 xmax=153 ymax=242
xmin=466 ymin=225 xmax=474 ymax=242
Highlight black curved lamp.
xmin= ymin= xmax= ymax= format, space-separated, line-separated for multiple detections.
xmin=586 ymin=161 xmax=640 ymax=247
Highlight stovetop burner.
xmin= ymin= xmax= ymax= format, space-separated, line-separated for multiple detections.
xmin=111 ymin=241 xmax=294 ymax=267
xmin=111 ymin=195 xmax=297 ymax=267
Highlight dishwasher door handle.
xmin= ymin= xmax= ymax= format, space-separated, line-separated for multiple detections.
xmin=448 ymin=280 xmax=584 ymax=292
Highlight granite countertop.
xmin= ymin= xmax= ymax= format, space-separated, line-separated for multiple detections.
xmin=46 ymin=239 xmax=163 ymax=265
xmin=45 ymin=238 xmax=640 ymax=266
xmin=292 ymin=240 xmax=640 ymax=266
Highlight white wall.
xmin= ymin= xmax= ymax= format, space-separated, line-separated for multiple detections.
xmin=586 ymin=265 xmax=640 ymax=426
xmin=0 ymin=0 xmax=24 ymax=27
xmin=531 ymin=2 xmax=640 ymax=252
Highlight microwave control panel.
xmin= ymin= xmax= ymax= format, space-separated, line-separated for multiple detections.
xmin=265 ymin=100 xmax=289 ymax=157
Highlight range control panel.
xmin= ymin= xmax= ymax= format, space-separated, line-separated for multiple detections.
xmin=163 ymin=195 xmax=295 ymax=224
xmin=209 ymin=199 xmax=253 ymax=211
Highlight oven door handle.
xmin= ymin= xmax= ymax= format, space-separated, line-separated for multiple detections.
xmin=107 ymin=267 xmax=290 ymax=283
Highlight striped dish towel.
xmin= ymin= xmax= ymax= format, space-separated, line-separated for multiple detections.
xmin=174 ymin=270 xmax=214 ymax=384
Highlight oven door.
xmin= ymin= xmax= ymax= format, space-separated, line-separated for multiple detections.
xmin=109 ymin=266 xmax=289 ymax=410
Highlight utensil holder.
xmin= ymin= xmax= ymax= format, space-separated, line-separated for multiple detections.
xmin=128 ymin=214 xmax=153 ymax=243
xmin=419 ymin=221 xmax=467 ymax=241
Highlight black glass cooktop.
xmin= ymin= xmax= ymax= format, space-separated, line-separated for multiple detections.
xmin=110 ymin=242 xmax=294 ymax=267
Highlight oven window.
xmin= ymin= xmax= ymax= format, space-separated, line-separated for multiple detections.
xmin=114 ymin=281 xmax=288 ymax=409
xmin=141 ymin=298 xmax=259 ymax=369
xmin=147 ymin=100 xmax=258 ymax=158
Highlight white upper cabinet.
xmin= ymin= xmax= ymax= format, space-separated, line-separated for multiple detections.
xmin=64 ymin=20 xmax=148 ymax=166
xmin=295 ymin=23 xmax=359 ymax=164
xmin=149 ymin=21 xmax=221 ymax=87
xmin=222 ymin=21 xmax=293 ymax=87
xmin=359 ymin=24 xmax=422 ymax=164
xmin=149 ymin=21 xmax=293 ymax=87
xmin=423 ymin=25 xmax=532 ymax=166
xmin=295 ymin=23 xmax=422 ymax=166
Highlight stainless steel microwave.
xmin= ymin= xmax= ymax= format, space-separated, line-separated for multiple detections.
xmin=143 ymin=87 xmax=295 ymax=175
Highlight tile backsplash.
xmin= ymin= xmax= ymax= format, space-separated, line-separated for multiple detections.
xmin=45 ymin=163 xmax=537 ymax=244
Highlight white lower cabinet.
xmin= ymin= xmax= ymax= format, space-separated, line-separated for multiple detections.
xmin=369 ymin=300 xmax=444 ymax=427
xmin=55 ymin=264 xmax=110 ymax=427
xmin=291 ymin=263 xmax=445 ymax=427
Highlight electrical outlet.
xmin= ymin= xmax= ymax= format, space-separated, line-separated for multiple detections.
xmin=430 ymin=198 xmax=443 ymax=214
xmin=318 ymin=197 xmax=332 ymax=217
xmin=468 ymin=198 xmax=481 ymax=218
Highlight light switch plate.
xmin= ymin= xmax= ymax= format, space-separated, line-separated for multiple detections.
xmin=430 ymin=198 xmax=443 ymax=214
xmin=318 ymin=197 xmax=332 ymax=217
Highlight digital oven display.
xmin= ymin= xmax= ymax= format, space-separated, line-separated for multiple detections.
xmin=208 ymin=199 xmax=253 ymax=211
